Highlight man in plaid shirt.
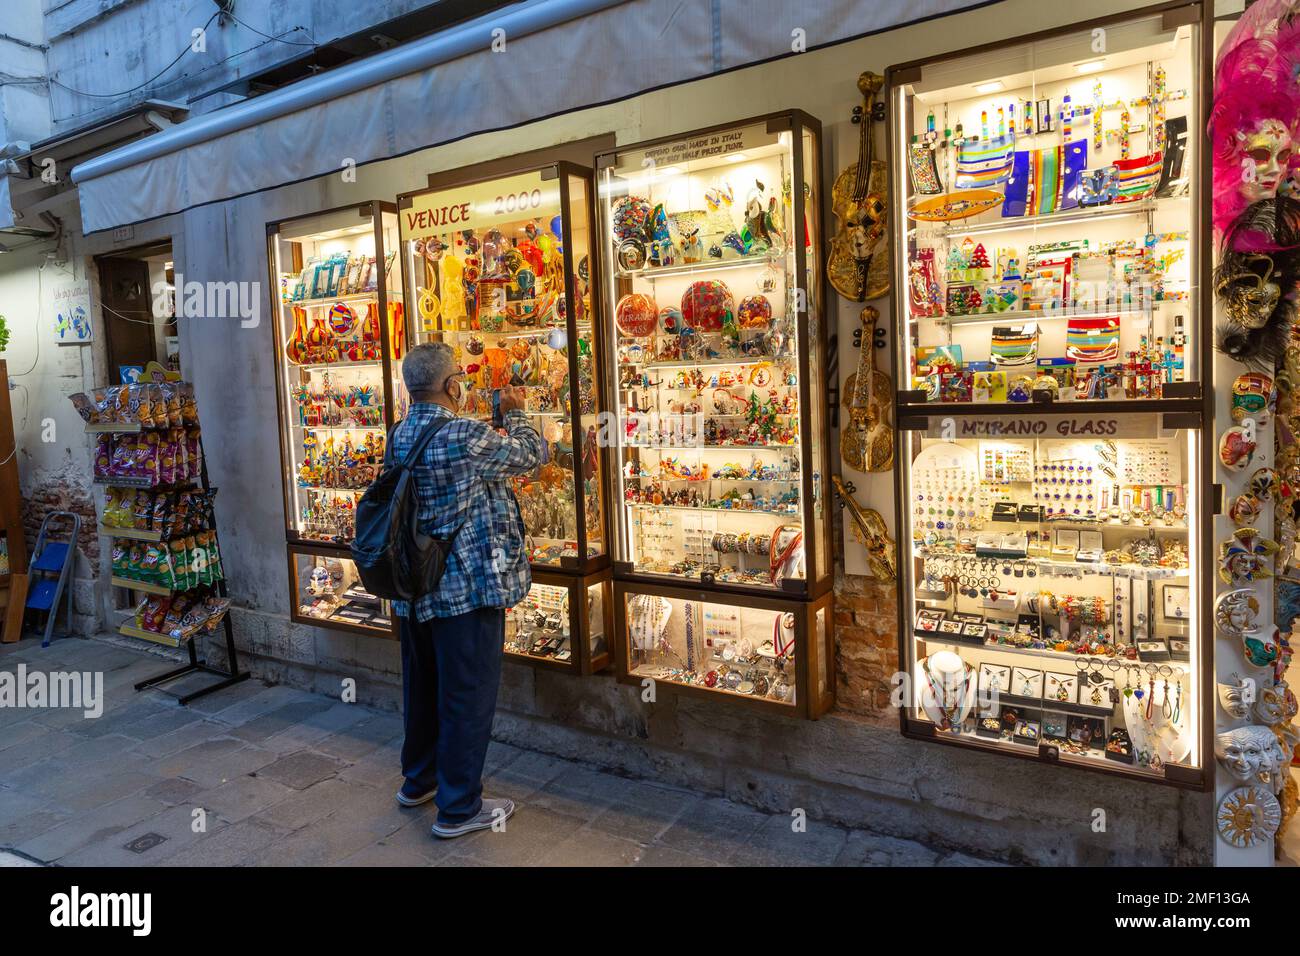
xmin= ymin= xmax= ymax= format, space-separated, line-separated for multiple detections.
xmin=387 ymin=343 xmax=541 ymax=838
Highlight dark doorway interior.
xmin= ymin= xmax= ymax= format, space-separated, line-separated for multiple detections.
xmin=96 ymin=242 xmax=176 ymax=383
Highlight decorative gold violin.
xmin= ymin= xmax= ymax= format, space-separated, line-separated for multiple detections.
xmin=840 ymin=305 xmax=894 ymax=472
xmin=832 ymin=475 xmax=896 ymax=582
xmin=828 ymin=71 xmax=890 ymax=302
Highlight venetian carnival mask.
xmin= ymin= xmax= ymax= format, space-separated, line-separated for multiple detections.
xmin=1217 ymin=674 xmax=1253 ymax=720
xmin=1254 ymin=683 xmax=1293 ymax=725
xmin=1216 ymin=254 xmax=1282 ymax=332
xmin=1214 ymin=725 xmax=1280 ymax=783
xmin=1238 ymin=119 xmax=1294 ymax=203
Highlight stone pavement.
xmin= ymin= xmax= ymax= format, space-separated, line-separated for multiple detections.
xmin=0 ymin=636 xmax=999 ymax=867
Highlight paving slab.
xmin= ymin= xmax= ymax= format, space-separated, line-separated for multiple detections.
xmin=195 ymin=774 xmax=297 ymax=825
xmin=449 ymin=805 xmax=586 ymax=867
xmin=255 ymin=777 xmax=362 ymax=831
xmin=15 ymin=792 xmax=171 ymax=863
xmin=256 ymin=750 xmax=347 ymax=791
xmin=60 ymin=803 xmax=229 ymax=867
xmin=313 ymin=713 xmax=404 ymax=761
xmin=652 ymin=796 xmax=769 ymax=862
xmin=728 ymin=812 xmax=851 ymax=867
xmin=162 ymin=818 xmax=293 ymax=867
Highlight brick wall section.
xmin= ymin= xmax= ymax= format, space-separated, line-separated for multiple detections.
xmin=834 ymin=570 xmax=899 ymax=724
xmin=21 ymin=477 xmax=99 ymax=572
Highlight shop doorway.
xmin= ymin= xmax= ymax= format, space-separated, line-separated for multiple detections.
xmin=95 ymin=242 xmax=178 ymax=383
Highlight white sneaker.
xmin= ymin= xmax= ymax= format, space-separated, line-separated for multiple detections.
xmin=430 ymin=797 xmax=515 ymax=839
xmin=395 ymin=782 xmax=436 ymax=807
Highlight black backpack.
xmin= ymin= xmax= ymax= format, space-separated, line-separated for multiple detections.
xmin=350 ymin=416 xmax=462 ymax=602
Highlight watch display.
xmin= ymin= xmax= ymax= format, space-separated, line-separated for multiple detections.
xmin=616 ymin=584 xmax=834 ymax=716
xmin=505 ymin=576 xmax=610 ymax=673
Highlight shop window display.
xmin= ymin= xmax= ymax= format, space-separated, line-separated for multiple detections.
xmin=599 ymin=113 xmax=835 ymax=716
xmin=397 ymin=165 xmax=605 ymax=572
xmin=597 ymin=113 xmax=833 ymax=595
xmin=889 ymin=8 xmax=1210 ymax=784
xmin=892 ymin=11 xmax=1202 ymax=409
xmin=505 ymin=574 xmax=611 ymax=673
xmin=269 ymin=202 xmax=403 ymax=638
xmin=397 ymin=164 xmax=611 ymax=672
xmin=614 ymin=582 xmax=834 ymax=718
xmin=898 ymin=418 xmax=1204 ymax=778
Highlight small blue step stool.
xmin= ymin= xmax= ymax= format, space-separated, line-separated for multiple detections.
xmin=25 ymin=510 xmax=80 ymax=647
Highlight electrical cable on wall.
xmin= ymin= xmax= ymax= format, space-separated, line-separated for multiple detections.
xmin=2 ymin=11 xmax=317 ymax=100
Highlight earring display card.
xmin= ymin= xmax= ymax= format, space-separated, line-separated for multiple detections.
xmin=1117 ymin=439 xmax=1180 ymax=485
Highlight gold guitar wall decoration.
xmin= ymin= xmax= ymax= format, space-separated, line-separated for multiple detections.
xmin=833 ymin=475 xmax=897 ymax=582
xmin=840 ymin=305 xmax=894 ymax=472
xmin=828 ymin=71 xmax=891 ymax=302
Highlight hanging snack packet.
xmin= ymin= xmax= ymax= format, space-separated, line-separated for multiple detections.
xmin=185 ymin=427 xmax=202 ymax=479
xmin=111 ymin=541 xmax=130 ymax=577
xmin=161 ymin=382 xmax=183 ymax=426
xmin=132 ymin=489 xmax=153 ymax=530
xmin=179 ymin=383 xmax=199 ymax=424
xmin=139 ymin=596 xmax=170 ymax=632
xmin=102 ymin=487 xmax=122 ymax=527
xmin=94 ymin=434 xmax=113 ymax=478
xmin=140 ymin=544 xmax=165 ymax=584
xmin=126 ymin=543 xmax=146 ymax=580
xmin=158 ymin=430 xmax=179 ymax=485
xmin=168 ymin=539 xmax=189 ymax=591
xmin=69 ymin=392 xmax=97 ymax=424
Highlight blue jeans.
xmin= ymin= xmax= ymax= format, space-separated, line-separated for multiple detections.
xmin=398 ymin=607 xmax=504 ymax=824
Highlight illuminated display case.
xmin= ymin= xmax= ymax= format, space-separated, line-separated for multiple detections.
xmin=268 ymin=202 xmax=403 ymax=638
xmin=596 ymin=112 xmax=834 ymax=715
xmin=596 ymin=112 xmax=832 ymax=598
xmin=397 ymin=163 xmax=607 ymax=573
xmin=396 ymin=162 xmax=612 ymax=672
xmin=888 ymin=7 xmax=1211 ymax=785
xmin=613 ymin=581 xmax=834 ymax=718
xmin=507 ymin=571 xmax=611 ymax=675
xmin=890 ymin=7 xmax=1203 ymax=413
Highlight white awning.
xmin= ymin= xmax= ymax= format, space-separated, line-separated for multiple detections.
xmin=71 ymin=0 xmax=990 ymax=234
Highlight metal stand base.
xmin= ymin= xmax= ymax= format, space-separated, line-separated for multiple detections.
xmin=133 ymin=611 xmax=250 ymax=705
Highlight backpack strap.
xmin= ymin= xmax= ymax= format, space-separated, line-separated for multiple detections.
xmin=384 ymin=414 xmax=454 ymax=473
xmin=391 ymin=414 xmax=470 ymax=541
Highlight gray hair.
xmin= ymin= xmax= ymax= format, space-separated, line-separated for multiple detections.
xmin=402 ymin=342 xmax=458 ymax=394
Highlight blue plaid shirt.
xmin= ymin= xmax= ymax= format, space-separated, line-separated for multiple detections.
xmin=388 ymin=403 xmax=542 ymax=620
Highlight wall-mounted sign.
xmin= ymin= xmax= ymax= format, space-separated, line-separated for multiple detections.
xmin=399 ymin=170 xmax=558 ymax=241
xmin=50 ymin=277 xmax=92 ymax=345
xmin=922 ymin=413 xmax=1164 ymax=440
